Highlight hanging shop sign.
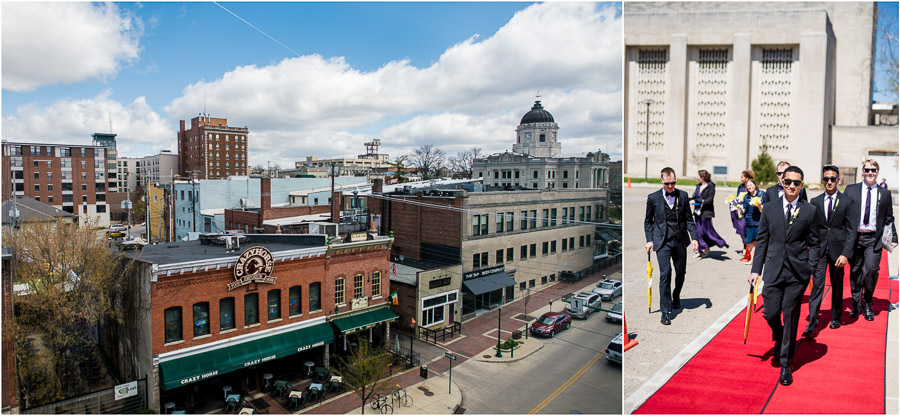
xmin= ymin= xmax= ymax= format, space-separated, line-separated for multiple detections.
xmin=229 ymin=246 xmax=277 ymax=290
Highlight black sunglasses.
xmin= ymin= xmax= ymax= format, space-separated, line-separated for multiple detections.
xmin=782 ymin=179 xmax=803 ymax=187
xmin=822 ymin=177 xmax=839 ymax=183
xmin=864 ymin=168 xmax=878 ymax=173
xmin=662 ymin=181 xmax=677 ymax=186
xmin=776 ymin=171 xmax=784 ymax=176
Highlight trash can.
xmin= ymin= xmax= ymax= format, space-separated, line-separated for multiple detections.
xmin=419 ymin=365 xmax=428 ymax=379
xmin=512 ymin=330 xmax=522 ymax=340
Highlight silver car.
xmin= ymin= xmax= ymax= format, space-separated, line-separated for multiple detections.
xmin=565 ymin=292 xmax=602 ymax=319
xmin=593 ymin=279 xmax=622 ymax=301
xmin=606 ymin=301 xmax=623 ymax=323
xmin=605 ymin=333 xmax=623 ymax=364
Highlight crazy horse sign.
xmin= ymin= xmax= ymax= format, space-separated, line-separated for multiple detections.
xmin=229 ymin=246 xmax=278 ymax=290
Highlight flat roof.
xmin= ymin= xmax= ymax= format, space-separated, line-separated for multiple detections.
xmin=123 ymin=234 xmax=326 ymax=266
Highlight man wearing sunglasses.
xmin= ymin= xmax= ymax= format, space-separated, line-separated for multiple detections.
xmin=749 ymin=166 xmax=821 ymax=386
xmin=844 ymin=160 xmax=897 ymax=322
xmin=645 ymin=167 xmax=698 ymax=326
xmin=765 ymin=161 xmax=809 ymax=203
xmin=804 ymin=166 xmax=856 ymax=338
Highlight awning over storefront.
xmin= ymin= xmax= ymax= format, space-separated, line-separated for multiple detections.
xmin=462 ymin=272 xmax=516 ymax=295
xmin=159 ymin=322 xmax=334 ymax=390
xmin=332 ymin=307 xmax=398 ymax=335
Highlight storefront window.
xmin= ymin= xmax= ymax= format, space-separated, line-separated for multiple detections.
xmin=354 ymin=274 xmax=364 ymax=299
xmin=164 ymin=307 xmax=182 ymax=343
xmin=309 ymin=282 xmax=321 ymax=311
xmin=193 ymin=302 xmax=210 ymax=337
xmin=245 ymin=293 xmax=259 ymax=325
xmin=267 ymin=289 xmax=281 ymax=321
xmin=372 ymin=272 xmax=381 ymax=297
xmin=335 ymin=277 xmax=345 ymax=305
xmin=220 ymin=297 xmax=235 ymax=331
xmin=289 ymin=286 xmax=302 ymax=316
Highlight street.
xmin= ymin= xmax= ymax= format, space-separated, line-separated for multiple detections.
xmin=450 ymin=293 xmax=621 ymax=414
xmin=622 ymin=182 xmax=899 ymax=413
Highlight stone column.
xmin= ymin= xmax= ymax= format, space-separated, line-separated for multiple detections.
xmin=730 ymin=33 xmax=753 ymax=171
xmin=794 ymin=31 xmax=830 ymax=178
xmin=666 ymin=35 xmax=688 ymax=176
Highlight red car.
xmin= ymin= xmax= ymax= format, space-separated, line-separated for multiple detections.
xmin=529 ymin=312 xmax=572 ymax=337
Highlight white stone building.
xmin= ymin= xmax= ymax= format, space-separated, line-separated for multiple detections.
xmin=624 ymin=2 xmax=897 ymax=184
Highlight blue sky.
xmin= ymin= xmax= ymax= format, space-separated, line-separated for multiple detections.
xmin=2 ymin=2 xmax=624 ymax=168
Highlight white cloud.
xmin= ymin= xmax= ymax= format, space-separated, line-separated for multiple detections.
xmin=2 ymin=90 xmax=171 ymax=146
xmin=163 ymin=2 xmax=623 ymax=167
xmin=2 ymin=2 xmax=142 ymax=92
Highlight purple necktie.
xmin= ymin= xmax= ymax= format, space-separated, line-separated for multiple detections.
xmin=827 ymin=196 xmax=833 ymax=221
xmin=864 ymin=187 xmax=872 ymax=226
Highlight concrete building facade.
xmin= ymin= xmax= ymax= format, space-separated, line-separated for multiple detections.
xmin=138 ymin=150 xmax=178 ymax=186
xmin=624 ymin=2 xmax=896 ymax=184
xmin=177 ymin=115 xmax=249 ymax=180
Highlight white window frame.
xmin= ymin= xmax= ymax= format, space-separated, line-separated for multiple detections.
xmin=420 ymin=290 xmax=458 ymax=327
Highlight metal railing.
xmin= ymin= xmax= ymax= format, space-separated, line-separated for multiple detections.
xmin=418 ymin=322 xmax=462 ymax=344
xmin=21 ymin=378 xmax=147 ymax=414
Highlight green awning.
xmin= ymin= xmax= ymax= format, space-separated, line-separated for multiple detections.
xmin=332 ymin=307 xmax=398 ymax=335
xmin=159 ymin=322 xmax=334 ymax=390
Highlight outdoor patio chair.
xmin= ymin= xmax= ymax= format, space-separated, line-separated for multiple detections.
xmin=289 ymin=396 xmax=300 ymax=410
xmin=309 ymin=387 xmax=320 ymax=402
xmin=225 ymin=398 xmax=239 ymax=413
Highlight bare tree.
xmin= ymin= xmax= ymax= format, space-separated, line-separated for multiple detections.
xmin=329 ymin=339 xmax=396 ymax=414
xmin=3 ymin=219 xmax=136 ymax=406
xmin=448 ymin=147 xmax=483 ymax=179
xmin=409 ymin=145 xmax=447 ymax=180
xmin=876 ymin=11 xmax=899 ymax=98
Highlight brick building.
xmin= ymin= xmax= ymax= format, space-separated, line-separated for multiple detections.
xmin=2 ymin=141 xmax=111 ymax=227
xmin=109 ymin=233 xmax=396 ymax=412
xmin=177 ymin=115 xmax=249 ymax=180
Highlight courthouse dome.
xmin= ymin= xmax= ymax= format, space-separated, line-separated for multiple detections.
xmin=520 ymin=101 xmax=555 ymax=124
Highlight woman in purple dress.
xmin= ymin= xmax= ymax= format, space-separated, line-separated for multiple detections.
xmin=732 ymin=170 xmax=753 ymax=252
xmin=692 ymin=169 xmax=729 ymax=258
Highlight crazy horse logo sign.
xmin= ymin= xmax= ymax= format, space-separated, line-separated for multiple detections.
xmin=229 ymin=246 xmax=277 ymax=290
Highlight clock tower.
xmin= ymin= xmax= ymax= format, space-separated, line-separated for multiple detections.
xmin=513 ymin=100 xmax=561 ymax=158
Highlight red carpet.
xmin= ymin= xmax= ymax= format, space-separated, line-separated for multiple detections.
xmin=635 ymin=251 xmax=894 ymax=414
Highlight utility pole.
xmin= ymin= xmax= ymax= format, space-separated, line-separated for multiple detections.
xmin=330 ymin=161 xmax=336 ymax=223
xmin=187 ymin=169 xmax=201 ymax=233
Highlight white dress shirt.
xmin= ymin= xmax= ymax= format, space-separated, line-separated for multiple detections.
xmin=858 ymin=183 xmax=878 ymax=233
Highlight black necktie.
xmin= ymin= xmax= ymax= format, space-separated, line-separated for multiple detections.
xmin=827 ymin=196 xmax=833 ymax=221
xmin=864 ymin=187 xmax=872 ymax=225
xmin=785 ymin=203 xmax=792 ymax=228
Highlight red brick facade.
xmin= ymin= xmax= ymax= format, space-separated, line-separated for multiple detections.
xmin=2 ymin=142 xmax=107 ymax=212
xmin=177 ymin=116 xmax=249 ymax=180
xmin=368 ymin=193 xmax=463 ymax=259
xmin=149 ymin=241 xmax=391 ymax=356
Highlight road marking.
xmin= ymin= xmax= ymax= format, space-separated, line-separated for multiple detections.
xmin=528 ymin=352 xmax=601 ymax=414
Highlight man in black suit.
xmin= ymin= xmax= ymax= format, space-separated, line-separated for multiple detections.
xmin=645 ymin=167 xmax=699 ymax=326
xmin=845 ymin=159 xmax=898 ymax=321
xmin=749 ymin=166 xmax=820 ymax=386
xmin=803 ymin=165 xmax=856 ymax=338
xmin=765 ymin=161 xmax=809 ymax=203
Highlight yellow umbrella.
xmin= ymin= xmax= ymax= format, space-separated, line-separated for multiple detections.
xmin=743 ymin=281 xmax=755 ymax=344
xmin=647 ymin=252 xmax=653 ymax=314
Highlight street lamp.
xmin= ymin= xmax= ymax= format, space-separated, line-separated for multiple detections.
xmin=642 ymin=98 xmax=654 ymax=183
xmin=495 ymin=300 xmax=504 ymax=358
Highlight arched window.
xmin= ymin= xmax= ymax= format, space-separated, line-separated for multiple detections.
xmin=245 ymin=293 xmax=259 ymax=325
xmin=220 ymin=297 xmax=235 ymax=331
xmin=371 ymin=271 xmax=381 ymax=297
xmin=193 ymin=302 xmax=210 ymax=337
xmin=354 ymin=274 xmax=364 ymax=299
xmin=335 ymin=277 xmax=345 ymax=305
xmin=289 ymin=286 xmax=302 ymax=316
xmin=268 ymin=289 xmax=281 ymax=321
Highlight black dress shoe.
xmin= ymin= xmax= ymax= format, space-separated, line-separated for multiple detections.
xmin=661 ymin=313 xmax=671 ymax=325
xmin=801 ymin=327 xmax=817 ymax=339
xmin=849 ymin=304 xmax=860 ymax=318
xmin=864 ymin=303 xmax=874 ymax=321
xmin=829 ymin=320 xmax=841 ymax=329
xmin=779 ymin=366 xmax=793 ymax=386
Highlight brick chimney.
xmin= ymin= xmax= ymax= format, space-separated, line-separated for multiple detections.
xmin=331 ymin=191 xmax=342 ymax=225
xmin=373 ymin=178 xmax=383 ymax=194
xmin=261 ymin=177 xmax=271 ymax=221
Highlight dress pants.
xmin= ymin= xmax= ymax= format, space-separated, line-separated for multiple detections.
xmin=656 ymin=237 xmax=687 ymax=315
xmin=763 ymin=265 xmax=807 ymax=367
xmin=850 ymin=232 xmax=881 ymax=307
xmin=808 ymin=249 xmax=845 ymax=327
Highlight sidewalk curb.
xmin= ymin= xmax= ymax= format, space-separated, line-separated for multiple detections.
xmin=296 ymin=367 xmax=420 ymax=414
xmin=472 ymin=339 xmax=545 ymax=363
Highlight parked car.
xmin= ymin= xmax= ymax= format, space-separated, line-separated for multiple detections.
xmin=529 ymin=312 xmax=572 ymax=338
xmin=593 ymin=279 xmax=623 ymax=301
xmin=106 ymin=230 xmax=125 ymax=238
xmin=108 ymin=224 xmax=128 ymax=232
xmin=606 ymin=301 xmax=623 ymax=323
xmin=605 ymin=333 xmax=623 ymax=364
xmin=565 ymin=292 xmax=602 ymax=319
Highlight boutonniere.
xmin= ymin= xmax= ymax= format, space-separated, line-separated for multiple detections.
xmin=788 ymin=205 xmax=801 ymax=226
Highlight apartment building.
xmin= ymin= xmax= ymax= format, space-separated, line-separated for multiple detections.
xmin=177 ymin=115 xmax=249 ymax=180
